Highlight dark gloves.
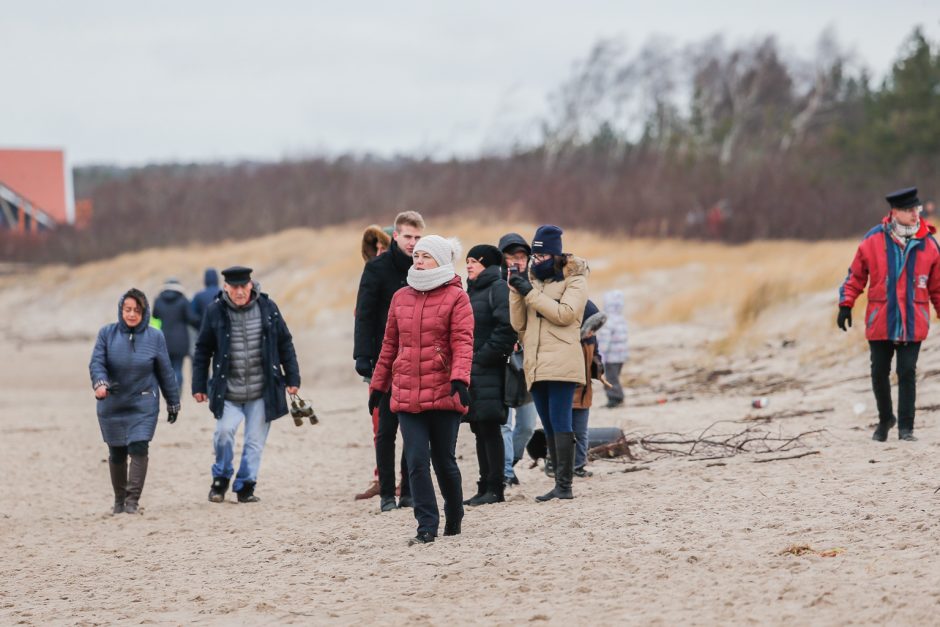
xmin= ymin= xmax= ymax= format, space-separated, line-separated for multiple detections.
xmin=368 ymin=389 xmax=385 ymax=414
xmin=508 ymin=272 xmax=533 ymax=297
xmin=355 ymin=357 xmax=374 ymax=378
xmin=837 ymin=306 xmax=852 ymax=331
xmin=167 ymin=410 xmax=179 ymax=424
xmin=450 ymin=381 xmax=470 ymax=407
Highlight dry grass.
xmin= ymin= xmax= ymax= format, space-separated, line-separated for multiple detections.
xmin=1 ymin=222 xmax=882 ymax=357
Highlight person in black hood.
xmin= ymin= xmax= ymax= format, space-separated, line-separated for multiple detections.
xmin=353 ymin=211 xmax=425 ymax=510
xmin=190 ymin=268 xmax=220 ymax=327
xmin=462 ymin=244 xmax=516 ymax=506
xmin=153 ymin=278 xmax=197 ymax=388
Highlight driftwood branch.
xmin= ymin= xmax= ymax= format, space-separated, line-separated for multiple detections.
xmin=752 ymin=450 xmax=821 ymax=463
xmin=590 ymin=421 xmax=824 ymax=464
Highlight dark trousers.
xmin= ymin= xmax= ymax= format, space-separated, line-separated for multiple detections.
xmin=108 ymin=441 xmax=149 ymax=462
xmin=530 ymin=381 xmax=577 ymax=436
xmin=399 ymin=411 xmax=463 ymax=536
xmin=870 ymin=340 xmax=921 ymax=430
xmin=469 ymin=421 xmax=505 ymax=489
xmin=375 ymin=393 xmax=410 ymax=498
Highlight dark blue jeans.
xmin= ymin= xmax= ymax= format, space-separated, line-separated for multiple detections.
xmin=530 ymin=381 xmax=577 ymax=437
xmin=399 ymin=410 xmax=463 ymax=536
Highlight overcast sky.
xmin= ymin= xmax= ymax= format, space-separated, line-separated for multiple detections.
xmin=3 ymin=1 xmax=938 ymax=165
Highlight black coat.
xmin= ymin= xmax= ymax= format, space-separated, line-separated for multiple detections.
xmin=353 ymin=239 xmax=412 ymax=363
xmin=192 ymin=292 xmax=301 ymax=421
xmin=153 ymin=288 xmax=196 ymax=360
xmin=465 ymin=265 xmax=515 ymax=423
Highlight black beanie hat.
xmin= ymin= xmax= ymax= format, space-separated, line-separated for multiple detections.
xmin=466 ymin=244 xmax=503 ymax=268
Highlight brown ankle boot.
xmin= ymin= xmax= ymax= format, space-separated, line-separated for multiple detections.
xmin=354 ymin=479 xmax=380 ymax=500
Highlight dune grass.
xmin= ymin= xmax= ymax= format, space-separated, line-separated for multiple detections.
xmin=3 ymin=220 xmax=883 ymax=358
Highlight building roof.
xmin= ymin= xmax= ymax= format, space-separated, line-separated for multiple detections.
xmin=0 ymin=148 xmax=73 ymax=224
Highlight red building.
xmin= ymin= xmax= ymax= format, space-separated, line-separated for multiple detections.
xmin=0 ymin=148 xmax=76 ymax=233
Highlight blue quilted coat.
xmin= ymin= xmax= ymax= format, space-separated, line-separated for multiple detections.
xmin=89 ymin=293 xmax=181 ymax=446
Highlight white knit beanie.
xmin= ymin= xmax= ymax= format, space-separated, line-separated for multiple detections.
xmin=413 ymin=235 xmax=462 ymax=267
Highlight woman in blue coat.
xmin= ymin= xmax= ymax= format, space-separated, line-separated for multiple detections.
xmin=89 ymin=288 xmax=180 ymax=514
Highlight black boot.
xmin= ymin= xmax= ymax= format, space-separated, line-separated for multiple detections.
xmin=236 ymin=481 xmax=260 ymax=503
xmin=872 ymin=416 xmax=896 ymax=442
xmin=123 ymin=455 xmax=148 ymax=514
xmin=409 ymin=531 xmax=435 ymax=545
xmin=208 ymin=476 xmax=230 ymax=503
xmin=463 ymin=480 xmax=486 ymax=505
xmin=109 ymin=460 xmax=127 ymax=515
xmin=443 ymin=518 xmax=462 ymax=536
xmin=468 ymin=481 xmax=505 ymax=506
xmin=544 ymin=436 xmax=557 ymax=478
xmin=536 ymin=433 xmax=575 ymax=502
xmin=554 ymin=433 xmax=575 ymax=500
xmin=897 ymin=413 xmax=917 ymax=440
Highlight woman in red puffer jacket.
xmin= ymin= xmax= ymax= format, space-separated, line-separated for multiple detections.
xmin=370 ymin=235 xmax=474 ymax=545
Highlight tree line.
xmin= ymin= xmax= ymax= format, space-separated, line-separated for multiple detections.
xmin=4 ymin=26 xmax=939 ymax=263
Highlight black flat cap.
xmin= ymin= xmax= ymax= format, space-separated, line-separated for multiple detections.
xmin=221 ymin=265 xmax=253 ymax=285
xmin=886 ymin=187 xmax=920 ymax=209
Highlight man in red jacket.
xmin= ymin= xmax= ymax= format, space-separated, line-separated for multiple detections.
xmin=839 ymin=186 xmax=940 ymax=442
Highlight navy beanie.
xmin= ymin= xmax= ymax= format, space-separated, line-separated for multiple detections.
xmin=532 ymin=225 xmax=563 ymax=256
xmin=466 ymin=244 xmax=503 ymax=268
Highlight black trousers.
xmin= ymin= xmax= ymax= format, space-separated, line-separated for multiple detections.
xmin=399 ymin=410 xmax=463 ymax=535
xmin=469 ymin=421 xmax=505 ymax=490
xmin=375 ymin=392 xmax=410 ymax=499
xmin=108 ymin=441 xmax=149 ymax=462
xmin=870 ymin=340 xmax=921 ymax=430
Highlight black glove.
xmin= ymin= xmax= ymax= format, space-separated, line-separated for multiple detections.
xmin=167 ymin=410 xmax=178 ymax=424
xmin=368 ymin=390 xmax=385 ymax=414
xmin=508 ymin=272 xmax=533 ymax=297
xmin=450 ymin=381 xmax=470 ymax=407
xmin=837 ymin=306 xmax=852 ymax=332
xmin=355 ymin=357 xmax=374 ymax=378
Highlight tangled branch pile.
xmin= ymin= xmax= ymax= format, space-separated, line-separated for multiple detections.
xmin=588 ymin=420 xmax=825 ymax=464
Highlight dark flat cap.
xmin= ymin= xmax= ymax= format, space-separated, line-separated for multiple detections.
xmin=221 ymin=265 xmax=253 ymax=285
xmin=886 ymin=187 xmax=920 ymax=209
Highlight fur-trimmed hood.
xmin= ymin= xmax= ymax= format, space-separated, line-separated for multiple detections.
xmin=361 ymin=224 xmax=392 ymax=262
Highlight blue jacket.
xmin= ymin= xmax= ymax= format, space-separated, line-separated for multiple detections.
xmin=192 ymin=289 xmax=301 ymax=421
xmin=90 ymin=293 xmax=181 ymax=445
xmin=190 ymin=268 xmax=220 ymax=328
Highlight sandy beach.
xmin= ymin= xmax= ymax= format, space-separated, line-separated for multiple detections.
xmin=3 ymin=227 xmax=940 ymax=625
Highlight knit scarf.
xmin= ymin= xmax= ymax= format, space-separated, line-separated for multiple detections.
xmin=890 ymin=218 xmax=920 ymax=245
xmin=407 ymin=264 xmax=455 ymax=292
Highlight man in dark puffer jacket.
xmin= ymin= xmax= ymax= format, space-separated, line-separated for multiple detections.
xmin=193 ymin=266 xmax=301 ymax=504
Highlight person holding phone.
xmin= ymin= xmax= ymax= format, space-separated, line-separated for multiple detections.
xmin=508 ymin=225 xmax=588 ymax=502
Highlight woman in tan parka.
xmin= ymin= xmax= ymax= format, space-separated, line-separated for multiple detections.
xmin=508 ymin=224 xmax=588 ymax=502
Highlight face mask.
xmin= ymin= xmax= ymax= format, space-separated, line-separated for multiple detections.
xmin=532 ymin=256 xmax=556 ymax=281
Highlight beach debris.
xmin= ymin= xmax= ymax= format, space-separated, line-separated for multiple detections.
xmin=853 ymin=402 xmax=866 ymax=416
xmin=591 ymin=421 xmax=824 ymax=464
xmin=780 ymin=544 xmax=845 ymax=558
xmin=752 ymin=397 xmax=770 ymax=409
xmin=752 ymin=450 xmax=821 ymax=463
xmin=742 ymin=407 xmax=833 ymax=423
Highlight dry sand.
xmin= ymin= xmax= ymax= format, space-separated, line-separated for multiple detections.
xmin=2 ymin=229 xmax=940 ymax=625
